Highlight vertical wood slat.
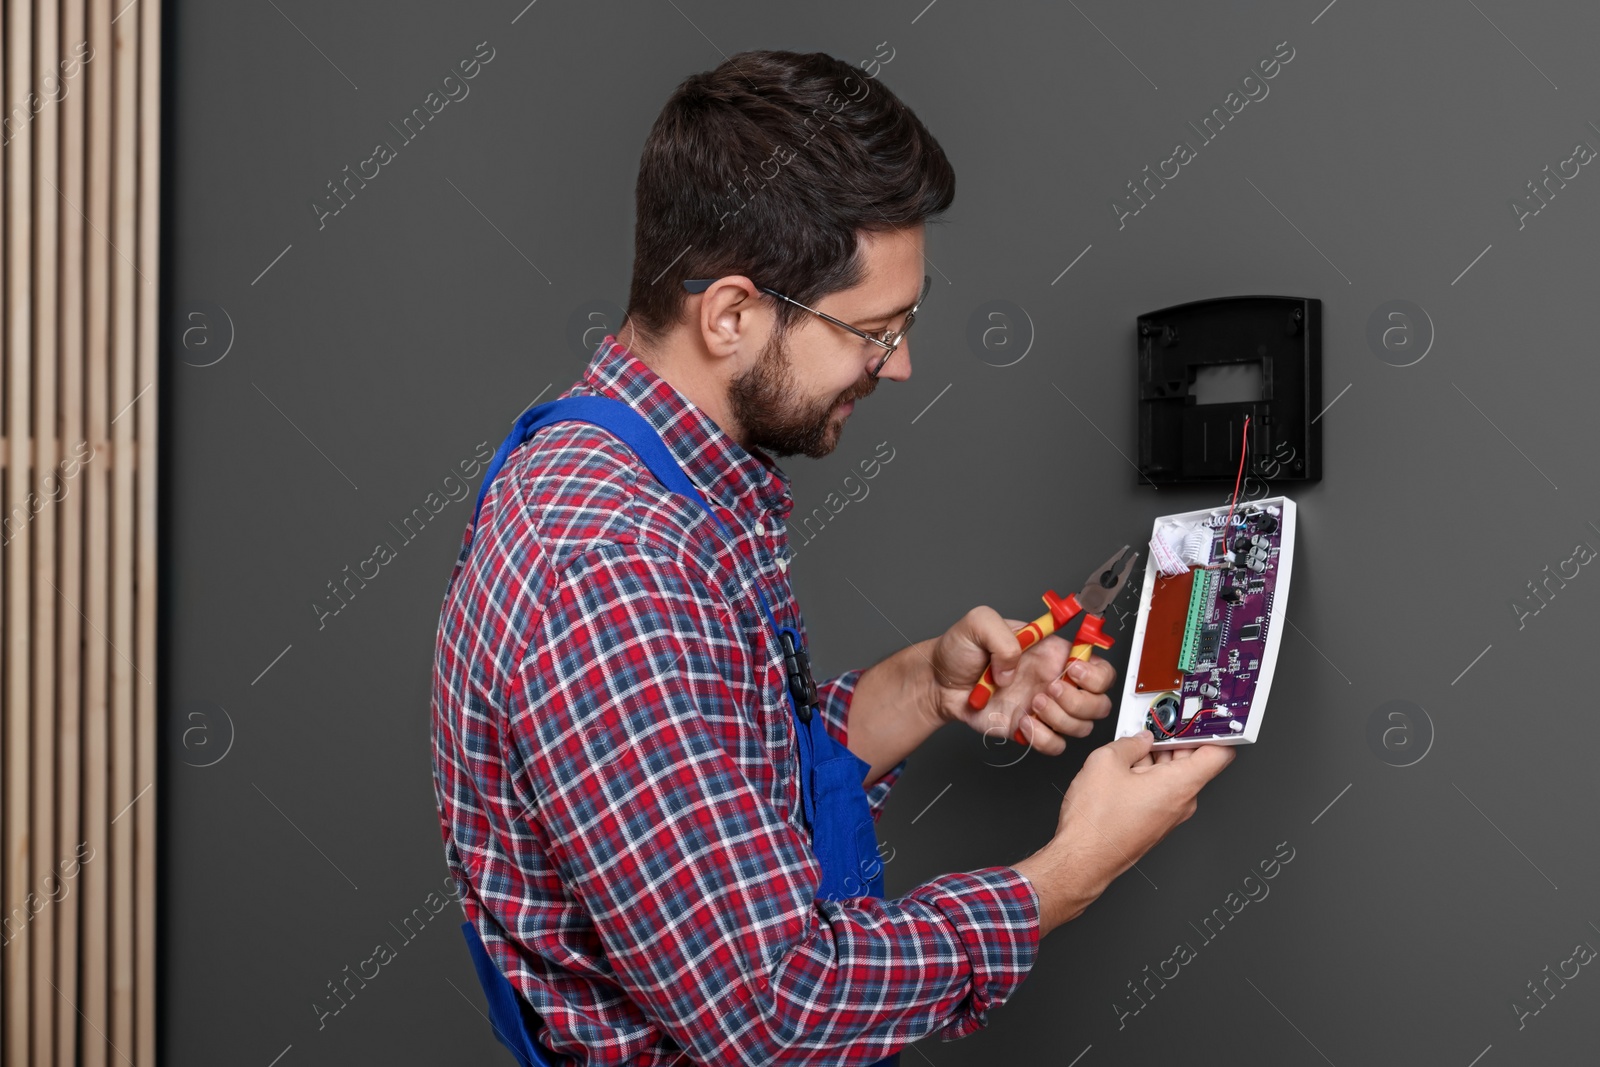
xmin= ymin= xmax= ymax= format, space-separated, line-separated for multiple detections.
xmin=135 ymin=0 xmax=157 ymax=1060
xmin=4 ymin=3 xmax=37 ymax=1064
xmin=56 ymin=0 xmax=89 ymax=1063
xmin=109 ymin=0 xmax=136 ymax=1054
xmin=2 ymin=0 xmax=158 ymax=1062
xmin=32 ymin=6 xmax=61 ymax=1067
xmin=82 ymin=0 xmax=112 ymax=1060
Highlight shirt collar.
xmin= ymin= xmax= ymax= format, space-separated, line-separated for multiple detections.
xmin=570 ymin=335 xmax=795 ymax=524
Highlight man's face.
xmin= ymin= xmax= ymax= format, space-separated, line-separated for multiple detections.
xmin=728 ymin=226 xmax=924 ymax=459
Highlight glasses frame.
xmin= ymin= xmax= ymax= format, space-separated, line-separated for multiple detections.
xmin=681 ymin=274 xmax=931 ymax=379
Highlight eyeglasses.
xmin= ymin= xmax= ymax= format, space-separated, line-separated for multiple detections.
xmin=681 ymin=274 xmax=931 ymax=379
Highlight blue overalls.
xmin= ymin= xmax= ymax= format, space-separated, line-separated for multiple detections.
xmin=453 ymin=395 xmax=901 ymax=1067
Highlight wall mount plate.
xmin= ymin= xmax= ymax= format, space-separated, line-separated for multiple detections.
xmin=1136 ymin=296 xmax=1322 ymax=486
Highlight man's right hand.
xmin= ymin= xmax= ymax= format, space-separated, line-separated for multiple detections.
xmin=1010 ymin=731 xmax=1236 ymax=936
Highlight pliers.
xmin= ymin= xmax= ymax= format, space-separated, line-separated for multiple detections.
xmin=966 ymin=546 xmax=1140 ymax=743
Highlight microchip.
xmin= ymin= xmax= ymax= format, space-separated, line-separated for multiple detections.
xmin=1239 ymin=623 xmax=1261 ymax=640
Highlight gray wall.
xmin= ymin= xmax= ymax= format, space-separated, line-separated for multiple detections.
xmin=165 ymin=1 xmax=1600 ymax=1063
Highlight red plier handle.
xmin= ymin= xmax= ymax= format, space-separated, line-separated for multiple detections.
xmin=967 ymin=546 xmax=1137 ymax=745
xmin=967 ymin=597 xmax=1117 ymax=741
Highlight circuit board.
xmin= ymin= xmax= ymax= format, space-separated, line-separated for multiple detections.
xmin=1116 ymin=496 xmax=1297 ymax=747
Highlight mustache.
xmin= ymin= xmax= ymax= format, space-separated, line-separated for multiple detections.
xmin=842 ymin=378 xmax=878 ymax=404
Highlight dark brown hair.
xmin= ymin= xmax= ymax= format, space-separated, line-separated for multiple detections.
xmin=622 ymin=49 xmax=954 ymax=347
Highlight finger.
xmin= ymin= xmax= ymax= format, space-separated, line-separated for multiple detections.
xmin=1015 ymin=712 xmax=1068 ymax=755
xmin=1054 ymin=683 xmax=1113 ymax=723
xmin=1026 ymin=694 xmax=1094 ymax=740
xmin=965 ymin=606 xmax=1025 ymax=686
xmin=1060 ymin=653 xmax=1118 ymax=696
xmin=1174 ymin=743 xmax=1238 ymax=784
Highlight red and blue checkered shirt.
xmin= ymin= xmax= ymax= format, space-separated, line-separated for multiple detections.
xmin=431 ymin=336 xmax=1040 ymax=1065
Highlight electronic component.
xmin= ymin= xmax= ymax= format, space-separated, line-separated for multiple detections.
xmin=1134 ymin=568 xmax=1195 ymax=692
xmin=1118 ymin=495 xmax=1298 ymax=747
xmin=1148 ymin=692 xmax=1181 ymax=735
xmin=1176 ymin=568 xmax=1219 ymax=672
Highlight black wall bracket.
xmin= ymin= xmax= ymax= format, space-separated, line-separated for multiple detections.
xmin=1135 ymin=295 xmax=1322 ymax=486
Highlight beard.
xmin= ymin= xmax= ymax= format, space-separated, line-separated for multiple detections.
xmin=727 ymin=325 xmax=877 ymax=459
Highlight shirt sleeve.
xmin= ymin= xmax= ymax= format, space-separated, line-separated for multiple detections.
xmin=511 ymin=541 xmax=1041 ymax=1065
xmin=813 ymin=668 xmax=908 ymax=825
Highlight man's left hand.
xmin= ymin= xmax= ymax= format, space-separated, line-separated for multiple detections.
xmin=927 ymin=606 xmax=1118 ymax=755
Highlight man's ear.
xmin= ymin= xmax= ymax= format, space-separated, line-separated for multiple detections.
xmin=698 ymin=277 xmax=765 ymax=361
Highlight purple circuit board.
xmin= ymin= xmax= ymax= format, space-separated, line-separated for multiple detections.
xmin=1147 ymin=505 xmax=1283 ymax=740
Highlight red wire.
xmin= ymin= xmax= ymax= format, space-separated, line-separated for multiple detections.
xmin=1148 ymin=694 xmax=1207 ymax=739
xmin=1150 ymin=702 xmax=1206 ymax=739
xmin=1220 ymin=414 xmax=1251 ymax=551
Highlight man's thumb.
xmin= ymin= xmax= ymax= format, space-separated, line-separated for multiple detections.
xmin=1103 ymin=730 xmax=1154 ymax=765
xmin=967 ymin=606 xmax=1023 ymax=684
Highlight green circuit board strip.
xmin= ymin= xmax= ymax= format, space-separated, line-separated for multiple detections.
xmin=1177 ymin=567 xmax=1217 ymax=673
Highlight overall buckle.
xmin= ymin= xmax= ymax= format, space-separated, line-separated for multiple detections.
xmin=778 ymin=629 xmax=818 ymax=723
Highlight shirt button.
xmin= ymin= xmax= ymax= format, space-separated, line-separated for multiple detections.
xmin=754 ymin=521 xmax=766 ymax=536
xmin=776 ymin=558 xmax=789 ymax=573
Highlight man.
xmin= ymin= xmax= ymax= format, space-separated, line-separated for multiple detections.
xmin=432 ymin=48 xmax=1234 ymax=1065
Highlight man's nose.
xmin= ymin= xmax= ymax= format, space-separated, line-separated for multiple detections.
xmin=878 ymin=338 xmax=912 ymax=381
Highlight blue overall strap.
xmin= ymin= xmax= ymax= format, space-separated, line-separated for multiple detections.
xmin=460 ymin=395 xmax=897 ymax=1067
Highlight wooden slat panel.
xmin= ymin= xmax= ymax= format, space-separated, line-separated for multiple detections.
xmin=2 ymin=0 xmax=156 ymax=1059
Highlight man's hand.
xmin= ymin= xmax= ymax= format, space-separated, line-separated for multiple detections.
xmin=1013 ymin=731 xmax=1237 ymax=935
xmin=928 ymin=606 xmax=1118 ymax=755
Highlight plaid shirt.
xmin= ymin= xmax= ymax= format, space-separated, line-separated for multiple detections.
xmin=431 ymin=336 xmax=1040 ymax=1065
